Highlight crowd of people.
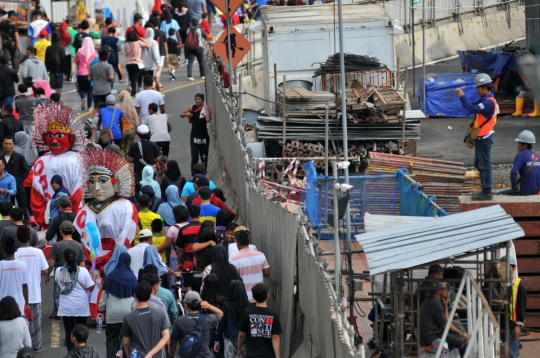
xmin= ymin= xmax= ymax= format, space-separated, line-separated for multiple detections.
xmin=0 ymin=2 xmax=283 ymax=358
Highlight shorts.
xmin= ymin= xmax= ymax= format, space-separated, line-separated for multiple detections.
xmin=49 ymin=73 xmax=64 ymax=89
xmin=167 ymin=54 xmax=179 ymax=71
xmin=158 ymin=56 xmax=165 ymax=67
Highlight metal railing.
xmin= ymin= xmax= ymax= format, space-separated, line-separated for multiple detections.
xmin=434 ymin=270 xmax=500 ymax=358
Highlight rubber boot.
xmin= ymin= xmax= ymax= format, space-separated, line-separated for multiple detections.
xmin=512 ymin=97 xmax=524 ymax=117
xmin=529 ymin=100 xmax=540 ymax=118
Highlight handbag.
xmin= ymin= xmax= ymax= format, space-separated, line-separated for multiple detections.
xmin=137 ymin=62 xmax=145 ymax=70
xmin=463 ymin=115 xmax=494 ymax=149
xmin=99 ymin=108 xmax=117 ymax=145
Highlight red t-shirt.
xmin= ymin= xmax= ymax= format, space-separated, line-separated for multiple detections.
xmin=125 ymin=25 xmax=146 ymax=39
xmin=220 ymin=14 xmax=240 ymax=29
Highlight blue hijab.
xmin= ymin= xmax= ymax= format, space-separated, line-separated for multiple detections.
xmin=157 ymin=185 xmax=184 ymax=226
xmin=102 ymin=253 xmax=138 ymax=299
xmin=103 ymin=245 xmax=128 ymax=276
xmin=143 ymin=245 xmax=167 ymax=276
xmin=51 ymin=174 xmax=67 ymax=199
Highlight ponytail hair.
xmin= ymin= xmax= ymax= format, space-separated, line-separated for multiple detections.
xmin=63 ymin=249 xmax=78 ymax=273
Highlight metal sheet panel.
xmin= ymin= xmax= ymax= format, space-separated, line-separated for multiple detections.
xmin=526 ymin=0 xmax=540 ymax=54
xmin=356 ymin=205 xmax=525 ymax=275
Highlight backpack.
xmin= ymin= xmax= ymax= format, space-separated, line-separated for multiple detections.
xmin=178 ymin=314 xmax=207 ymax=358
xmin=482 ymin=263 xmax=506 ymax=312
xmin=74 ymin=32 xmax=85 ymax=51
xmin=185 ymin=29 xmax=199 ymax=50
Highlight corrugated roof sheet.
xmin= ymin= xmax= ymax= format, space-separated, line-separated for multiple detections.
xmin=260 ymin=3 xmax=390 ymax=26
xmin=355 ymin=205 xmax=525 ymax=275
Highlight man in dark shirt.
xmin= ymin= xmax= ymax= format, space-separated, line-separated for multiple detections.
xmin=0 ymin=105 xmax=23 ymax=144
xmin=238 ymin=283 xmax=282 ymax=358
xmin=72 ymin=20 xmax=92 ymax=52
xmin=0 ymin=55 xmax=19 ymax=106
xmin=3 ymin=136 xmax=30 ymax=219
xmin=45 ymin=196 xmax=81 ymax=243
xmin=502 ymin=255 xmax=527 ymax=357
xmin=15 ymin=84 xmax=35 ymax=129
xmin=127 ymin=124 xmax=161 ymax=179
xmin=419 ymin=282 xmax=469 ymax=355
xmin=0 ymin=201 xmax=13 ymax=260
xmin=0 ymin=12 xmax=21 ymax=72
xmin=0 ymin=207 xmax=39 ymax=252
xmin=175 ymin=204 xmax=201 ymax=274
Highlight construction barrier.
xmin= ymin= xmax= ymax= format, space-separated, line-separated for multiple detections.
xmin=508 ymin=7 xmax=525 ymax=39
xmin=437 ymin=23 xmax=465 ymax=56
xmin=460 ymin=19 xmax=484 ymax=51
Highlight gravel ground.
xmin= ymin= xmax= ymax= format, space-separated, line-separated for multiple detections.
xmin=466 ymin=164 xmax=513 ymax=188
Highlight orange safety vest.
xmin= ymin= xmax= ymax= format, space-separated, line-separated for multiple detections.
xmin=509 ymin=277 xmax=522 ymax=322
xmin=473 ymin=96 xmax=498 ymax=137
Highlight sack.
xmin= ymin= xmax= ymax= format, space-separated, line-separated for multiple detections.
xmin=99 ymin=108 xmax=117 ymax=145
xmin=464 ymin=126 xmax=480 ymax=148
xmin=185 ymin=29 xmax=199 ymax=50
xmin=178 ymin=314 xmax=207 ymax=358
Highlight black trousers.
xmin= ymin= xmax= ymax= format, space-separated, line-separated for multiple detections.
xmin=138 ymin=70 xmax=153 ymax=88
xmin=156 ymin=141 xmax=170 ymax=157
xmin=186 ymin=47 xmax=204 ymax=78
xmin=64 ymin=54 xmax=72 ymax=80
xmin=62 ymin=316 xmax=87 ymax=351
xmin=2 ymin=43 xmax=20 ymax=72
xmin=11 ymin=186 xmax=29 ymax=220
xmin=126 ymin=64 xmax=141 ymax=97
xmin=190 ymin=136 xmax=209 ymax=174
xmin=105 ymin=322 xmax=124 ymax=358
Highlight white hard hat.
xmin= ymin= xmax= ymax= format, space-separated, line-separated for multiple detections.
xmin=474 ymin=73 xmax=493 ymax=87
xmin=515 ymin=130 xmax=536 ymax=144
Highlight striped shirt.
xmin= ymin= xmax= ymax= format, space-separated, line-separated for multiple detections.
xmin=230 ymin=248 xmax=270 ymax=302
xmin=199 ymin=203 xmax=221 ymax=224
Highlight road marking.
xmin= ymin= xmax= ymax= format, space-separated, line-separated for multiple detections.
xmin=51 ymin=319 xmax=61 ymax=348
xmin=77 ymin=80 xmax=204 ymax=118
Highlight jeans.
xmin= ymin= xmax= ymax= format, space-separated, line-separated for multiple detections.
xmin=0 ymin=96 xmax=14 ymax=107
xmin=186 ymin=47 xmax=204 ymax=78
xmin=190 ymin=135 xmax=210 ymax=174
xmin=510 ymin=329 xmax=520 ymax=357
xmin=126 ymin=64 xmax=140 ymax=97
xmin=474 ymin=134 xmax=494 ymax=193
xmin=62 ymin=316 xmax=87 ymax=351
xmin=77 ymin=75 xmax=93 ymax=108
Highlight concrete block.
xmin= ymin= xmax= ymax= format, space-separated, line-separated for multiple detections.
xmin=470 ymin=16 xmax=492 ymax=48
xmin=484 ymin=13 xmax=507 ymax=45
xmin=396 ymin=33 xmax=415 ymax=68
xmin=459 ymin=195 xmax=540 ymax=218
xmin=460 ymin=19 xmax=484 ymax=51
xmin=438 ymin=23 xmax=467 ymax=54
xmin=508 ymin=7 xmax=525 ymax=39
xmin=494 ymin=11 xmax=518 ymax=43
xmin=413 ymin=31 xmax=434 ymax=64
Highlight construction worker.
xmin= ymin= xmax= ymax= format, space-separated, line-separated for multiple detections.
xmin=498 ymin=130 xmax=540 ymax=196
xmin=511 ymin=82 xmax=539 ymax=118
xmin=455 ymin=73 xmax=499 ymax=201
xmin=500 ymin=255 xmax=526 ymax=358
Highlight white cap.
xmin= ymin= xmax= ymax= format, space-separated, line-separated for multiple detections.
xmin=137 ymin=124 xmax=150 ymax=135
xmin=139 ymin=229 xmax=153 ymax=239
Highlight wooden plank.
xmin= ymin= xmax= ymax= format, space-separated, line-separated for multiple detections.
xmin=514 ymin=240 xmax=540 ymax=255
xmin=459 ymin=196 xmax=540 ymax=217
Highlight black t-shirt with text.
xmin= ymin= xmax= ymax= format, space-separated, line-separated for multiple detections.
xmin=238 ymin=306 xmax=282 ymax=358
xmin=190 ymin=104 xmax=208 ymax=139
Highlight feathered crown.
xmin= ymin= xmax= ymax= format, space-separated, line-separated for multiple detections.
xmin=33 ymin=103 xmax=87 ymax=151
xmin=79 ymin=147 xmax=135 ymax=198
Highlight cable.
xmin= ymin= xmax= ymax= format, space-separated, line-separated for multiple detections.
xmin=313 ymin=53 xmax=386 ymax=77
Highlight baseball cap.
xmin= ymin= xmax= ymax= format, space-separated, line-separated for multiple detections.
xmin=59 ymin=220 xmax=74 ymax=233
xmin=137 ymin=124 xmax=150 ymax=135
xmin=39 ymin=29 xmax=48 ymax=37
xmin=139 ymin=229 xmax=153 ymax=239
xmin=106 ymin=94 xmax=116 ymax=105
xmin=184 ymin=291 xmax=201 ymax=307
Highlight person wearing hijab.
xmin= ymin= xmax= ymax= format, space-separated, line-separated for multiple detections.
xmin=14 ymin=132 xmax=38 ymax=165
xmin=32 ymin=79 xmax=53 ymax=98
xmin=115 ymin=90 xmax=139 ymax=156
xmin=98 ymin=253 xmax=137 ymax=358
xmin=103 ymin=245 xmax=128 ymax=277
xmin=140 ymin=165 xmax=161 ymax=198
xmin=141 ymin=186 xmax=164 ymax=215
xmin=133 ymin=0 xmax=150 ymax=26
xmin=141 ymin=245 xmax=181 ymax=288
xmin=74 ymin=37 xmax=98 ymax=110
xmin=216 ymin=280 xmax=252 ymax=357
xmin=47 ymin=174 xmax=68 ymax=224
xmin=157 ymin=185 xmax=184 ymax=227
xmin=44 ymin=32 xmax=66 ymax=94
xmin=138 ymin=27 xmax=159 ymax=91
xmin=152 ymin=0 xmax=163 ymax=13
xmin=160 ymin=160 xmax=186 ymax=199
xmin=201 ymin=245 xmax=241 ymax=299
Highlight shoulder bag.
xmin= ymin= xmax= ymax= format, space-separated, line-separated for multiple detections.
xmin=100 ymin=108 xmax=117 ymax=145
xmin=463 ymin=114 xmax=494 ymax=149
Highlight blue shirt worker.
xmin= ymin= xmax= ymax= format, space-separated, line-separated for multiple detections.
xmin=498 ymin=130 xmax=540 ymax=196
xmin=455 ymin=73 xmax=499 ymax=201
xmin=0 ymin=157 xmax=17 ymax=202
xmin=97 ymin=94 xmax=124 ymax=148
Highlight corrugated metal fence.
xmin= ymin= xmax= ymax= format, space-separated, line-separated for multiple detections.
xmin=203 ymin=57 xmax=356 ymax=357
xmin=525 ymin=0 xmax=540 ymax=54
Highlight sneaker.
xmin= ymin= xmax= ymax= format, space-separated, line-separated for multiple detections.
xmin=119 ymin=78 xmax=126 ymax=83
xmin=33 ymin=347 xmax=44 ymax=352
xmin=111 ymin=89 xmax=117 ymax=94
xmin=116 ymin=350 xmax=123 ymax=358
xmin=471 ymin=192 xmax=493 ymax=201
xmin=81 ymin=99 xmax=87 ymax=111
xmin=201 ymin=76 xmax=205 ymax=79
xmin=171 ymin=71 xmax=176 ymax=80
xmin=188 ymin=77 xmax=194 ymax=81
xmin=169 ymin=76 xmax=173 ymax=80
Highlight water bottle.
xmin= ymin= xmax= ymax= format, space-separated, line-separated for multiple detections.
xmin=96 ymin=316 xmax=103 ymax=334
xmin=130 ymin=346 xmax=138 ymax=358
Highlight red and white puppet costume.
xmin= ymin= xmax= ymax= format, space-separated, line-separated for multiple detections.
xmin=74 ymin=147 xmax=138 ymax=272
xmin=29 ymin=104 xmax=87 ymax=227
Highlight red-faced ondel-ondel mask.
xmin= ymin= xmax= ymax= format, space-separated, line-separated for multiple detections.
xmin=42 ymin=123 xmax=76 ymax=155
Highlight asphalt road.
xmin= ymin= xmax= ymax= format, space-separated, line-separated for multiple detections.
xmin=39 ymin=55 xmax=204 ymax=357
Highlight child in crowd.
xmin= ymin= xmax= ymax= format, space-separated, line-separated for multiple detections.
xmin=166 ymin=28 xmax=182 ymax=80
xmin=46 ymin=175 xmax=68 ymax=224
xmin=200 ymin=13 xmax=211 ymax=35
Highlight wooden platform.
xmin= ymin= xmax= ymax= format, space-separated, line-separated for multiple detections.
xmin=459 ymin=195 xmax=540 ymax=326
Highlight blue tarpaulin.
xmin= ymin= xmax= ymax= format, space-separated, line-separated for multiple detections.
xmin=458 ymin=50 xmax=518 ymax=79
xmin=418 ymin=73 xmax=480 ymax=118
